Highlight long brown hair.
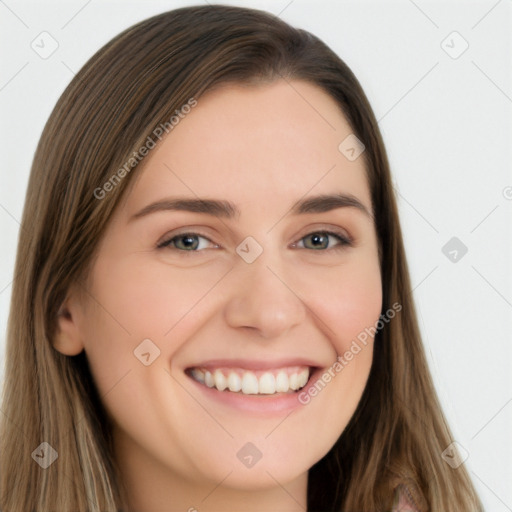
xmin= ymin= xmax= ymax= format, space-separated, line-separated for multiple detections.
xmin=0 ymin=5 xmax=482 ymax=511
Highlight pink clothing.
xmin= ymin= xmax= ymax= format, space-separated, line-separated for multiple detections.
xmin=392 ymin=484 xmax=424 ymax=512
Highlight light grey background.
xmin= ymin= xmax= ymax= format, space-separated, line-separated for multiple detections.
xmin=1 ymin=0 xmax=511 ymax=509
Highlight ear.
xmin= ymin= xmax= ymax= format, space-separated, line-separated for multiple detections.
xmin=53 ymin=294 xmax=85 ymax=356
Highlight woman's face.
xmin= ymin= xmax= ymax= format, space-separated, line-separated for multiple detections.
xmin=58 ymin=79 xmax=382 ymax=505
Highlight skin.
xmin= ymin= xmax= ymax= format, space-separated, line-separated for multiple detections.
xmin=55 ymin=79 xmax=382 ymax=512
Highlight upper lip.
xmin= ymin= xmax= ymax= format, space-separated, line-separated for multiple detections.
xmin=186 ymin=357 xmax=322 ymax=372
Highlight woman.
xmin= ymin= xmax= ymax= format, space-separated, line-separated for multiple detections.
xmin=0 ymin=5 xmax=482 ymax=511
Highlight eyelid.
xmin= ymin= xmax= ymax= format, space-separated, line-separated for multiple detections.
xmin=156 ymin=229 xmax=217 ymax=250
xmin=157 ymin=224 xmax=354 ymax=252
xmin=294 ymin=224 xmax=353 ymax=244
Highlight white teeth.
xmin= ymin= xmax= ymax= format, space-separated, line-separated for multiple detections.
xmin=213 ymin=369 xmax=227 ymax=391
xmin=259 ymin=372 xmax=276 ymax=394
xmin=227 ymin=372 xmax=242 ymax=392
xmin=190 ymin=367 xmax=310 ymax=395
xmin=241 ymin=372 xmax=259 ymax=394
xmin=289 ymin=373 xmax=300 ymax=390
xmin=275 ymin=371 xmax=289 ymax=392
xmin=191 ymin=368 xmax=205 ymax=384
xmin=204 ymin=371 xmax=214 ymax=388
xmin=297 ymin=370 xmax=308 ymax=388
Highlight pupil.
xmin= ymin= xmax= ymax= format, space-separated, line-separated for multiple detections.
xmin=181 ymin=235 xmax=197 ymax=249
xmin=311 ymin=233 xmax=327 ymax=249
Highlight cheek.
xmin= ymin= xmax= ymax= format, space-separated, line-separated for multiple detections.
xmin=329 ymin=275 xmax=382 ymax=350
xmin=79 ymin=255 xmax=228 ymax=388
xmin=301 ymin=256 xmax=382 ymax=434
xmin=297 ymin=251 xmax=381 ymax=406
xmin=94 ymin=254 xmax=229 ymax=335
xmin=305 ymin=255 xmax=382 ymax=353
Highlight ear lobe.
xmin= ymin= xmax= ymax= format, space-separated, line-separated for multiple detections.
xmin=53 ymin=301 xmax=85 ymax=356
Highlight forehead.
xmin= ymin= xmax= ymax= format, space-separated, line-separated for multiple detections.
xmin=123 ymin=79 xmax=371 ymax=217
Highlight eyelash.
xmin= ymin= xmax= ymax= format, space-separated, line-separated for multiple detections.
xmin=157 ymin=229 xmax=353 ymax=254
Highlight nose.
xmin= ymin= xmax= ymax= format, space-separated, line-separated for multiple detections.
xmin=223 ymin=250 xmax=307 ymax=340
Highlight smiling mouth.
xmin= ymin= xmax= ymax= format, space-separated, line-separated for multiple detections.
xmin=186 ymin=366 xmax=313 ymax=396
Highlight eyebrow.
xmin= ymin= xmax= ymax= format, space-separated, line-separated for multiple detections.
xmin=130 ymin=193 xmax=373 ymax=222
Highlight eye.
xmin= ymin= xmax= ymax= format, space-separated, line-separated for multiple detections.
xmin=157 ymin=228 xmax=353 ymax=253
xmin=294 ymin=230 xmax=352 ymax=251
xmin=157 ymin=232 xmax=217 ymax=252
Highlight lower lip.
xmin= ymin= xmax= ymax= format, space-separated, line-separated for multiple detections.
xmin=186 ymin=367 xmax=324 ymax=414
